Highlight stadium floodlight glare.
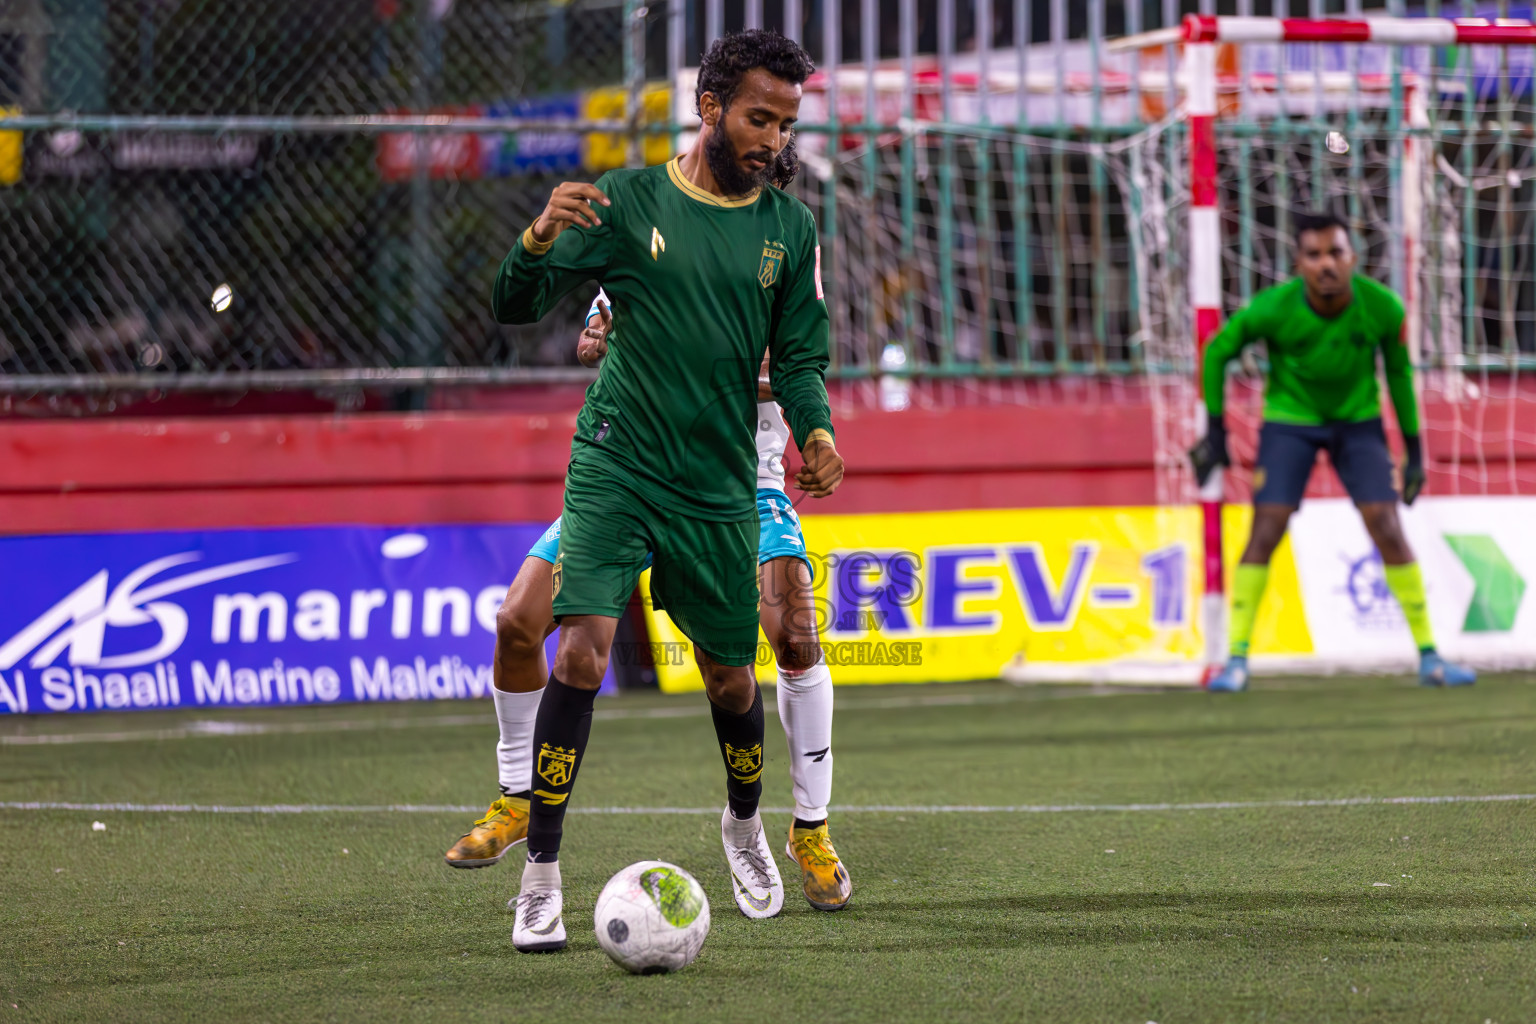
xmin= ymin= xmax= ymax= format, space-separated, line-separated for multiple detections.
xmin=210 ymin=282 xmax=233 ymax=313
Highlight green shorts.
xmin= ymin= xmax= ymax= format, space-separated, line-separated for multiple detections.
xmin=553 ymin=451 xmax=761 ymax=667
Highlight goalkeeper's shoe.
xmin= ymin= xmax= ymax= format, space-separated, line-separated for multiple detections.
xmin=511 ymin=858 xmax=566 ymax=952
xmin=1206 ymin=655 xmax=1250 ymax=693
xmin=721 ymin=808 xmax=784 ymax=919
xmin=444 ymin=795 xmax=529 ymax=868
xmin=785 ymin=823 xmax=852 ymax=912
xmin=1419 ymin=651 xmax=1476 ymax=688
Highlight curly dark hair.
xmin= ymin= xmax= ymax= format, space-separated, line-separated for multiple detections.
xmin=694 ymin=29 xmax=815 ymax=116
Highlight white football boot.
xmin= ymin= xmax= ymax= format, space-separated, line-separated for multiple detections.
xmin=511 ymin=858 xmax=567 ymax=952
xmin=720 ymin=807 xmax=784 ymax=919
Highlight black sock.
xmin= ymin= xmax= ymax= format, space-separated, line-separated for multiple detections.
xmin=526 ymin=674 xmax=597 ymax=858
xmin=710 ymin=683 xmax=765 ymax=820
xmin=500 ymin=787 xmax=532 ymax=801
xmin=794 ymin=817 xmax=827 ymax=831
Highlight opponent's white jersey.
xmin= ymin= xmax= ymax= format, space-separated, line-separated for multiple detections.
xmin=587 ymin=292 xmax=790 ymax=493
xmin=756 ymin=401 xmax=791 ymax=492
xmin=585 ymin=289 xmax=609 ymax=325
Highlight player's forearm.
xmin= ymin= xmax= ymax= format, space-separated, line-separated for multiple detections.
xmin=492 ymin=225 xmax=606 ymax=325
xmin=1385 ymin=366 xmax=1421 ymax=437
xmin=490 ymin=234 xmax=563 ymax=324
xmin=491 ymin=244 xmax=552 ymax=323
xmin=1201 ymin=328 xmax=1242 ymax=418
xmin=771 ymin=347 xmax=833 ymax=446
xmin=1201 ymin=351 xmax=1227 ymax=417
xmin=780 ymin=381 xmax=834 ymax=450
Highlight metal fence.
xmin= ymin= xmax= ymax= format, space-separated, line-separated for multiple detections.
xmin=0 ymin=0 xmax=654 ymax=390
xmin=2 ymin=0 xmax=1535 ymax=393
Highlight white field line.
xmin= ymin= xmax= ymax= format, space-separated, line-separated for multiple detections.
xmin=0 ymin=690 xmax=1053 ymax=747
xmin=1 ymin=793 xmax=1531 ymax=817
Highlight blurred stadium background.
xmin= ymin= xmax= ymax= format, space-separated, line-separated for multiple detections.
xmin=0 ymin=0 xmax=1534 ymax=689
xmin=3 ymin=5 xmax=1535 ymax=1021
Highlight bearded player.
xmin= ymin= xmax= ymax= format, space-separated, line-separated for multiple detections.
xmin=490 ymin=30 xmax=842 ymax=951
xmin=1191 ymin=210 xmax=1475 ymax=692
xmin=444 ymin=302 xmax=852 ymax=917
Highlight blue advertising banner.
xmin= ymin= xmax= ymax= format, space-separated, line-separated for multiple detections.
xmin=0 ymin=524 xmax=605 ymax=715
xmin=482 ymin=95 xmax=583 ymax=176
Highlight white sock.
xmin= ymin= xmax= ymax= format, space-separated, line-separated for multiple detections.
xmin=776 ymin=657 xmax=833 ymax=822
xmin=520 ymin=857 xmax=561 ymax=890
xmin=722 ymin=807 xmax=762 ymax=845
xmin=494 ymin=687 xmax=543 ymax=795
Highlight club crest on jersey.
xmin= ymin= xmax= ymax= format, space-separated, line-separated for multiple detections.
xmin=724 ymin=742 xmax=764 ymax=783
xmin=758 ymin=243 xmax=786 ymax=288
xmin=552 ymin=555 xmax=563 ymax=598
xmin=537 ymin=743 xmax=577 ymax=787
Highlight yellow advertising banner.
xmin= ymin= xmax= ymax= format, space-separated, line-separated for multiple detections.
xmin=582 ymin=85 xmax=673 ymax=171
xmin=0 ymin=107 xmax=21 ymax=186
xmin=641 ymin=505 xmax=1312 ymax=692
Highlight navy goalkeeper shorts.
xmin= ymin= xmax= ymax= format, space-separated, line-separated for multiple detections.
xmin=1252 ymin=418 xmax=1398 ymax=507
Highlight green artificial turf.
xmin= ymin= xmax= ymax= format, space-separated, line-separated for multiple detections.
xmin=1 ymin=675 xmax=1532 ymax=1023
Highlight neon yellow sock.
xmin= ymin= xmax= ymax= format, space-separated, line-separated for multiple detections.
xmin=1383 ymin=562 xmax=1435 ymax=652
xmin=1229 ymin=563 xmax=1270 ymax=658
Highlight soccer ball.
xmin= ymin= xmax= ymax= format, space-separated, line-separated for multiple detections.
xmin=593 ymin=860 xmax=710 ymax=974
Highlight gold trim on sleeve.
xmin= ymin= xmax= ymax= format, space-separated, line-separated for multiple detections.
xmin=804 ymin=428 xmax=835 ymax=449
xmin=520 ymin=225 xmax=555 ymax=256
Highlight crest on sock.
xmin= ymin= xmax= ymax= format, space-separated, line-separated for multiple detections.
xmin=537 ymin=743 xmax=576 ymax=787
xmin=724 ymin=742 xmax=763 ymax=784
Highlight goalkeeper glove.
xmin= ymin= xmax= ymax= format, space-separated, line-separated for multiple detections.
xmin=1189 ymin=416 xmax=1230 ymax=488
xmin=1402 ymin=433 xmax=1426 ymax=507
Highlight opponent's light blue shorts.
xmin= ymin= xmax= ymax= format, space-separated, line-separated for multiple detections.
xmin=756 ymin=488 xmax=812 ymax=575
xmin=527 ymin=488 xmax=811 ymax=576
xmin=526 ymin=517 xmax=564 ymax=564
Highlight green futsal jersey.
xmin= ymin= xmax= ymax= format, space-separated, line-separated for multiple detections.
xmin=492 ymin=158 xmax=834 ymax=520
xmin=1202 ymin=274 xmax=1419 ymax=435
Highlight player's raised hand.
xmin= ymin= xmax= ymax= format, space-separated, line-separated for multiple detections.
xmin=531 ymin=182 xmax=611 ymax=245
xmin=796 ymin=434 xmax=844 ymax=499
xmin=576 ymin=299 xmax=611 ymax=368
xmin=1189 ymin=417 xmax=1230 ymax=487
xmin=1401 ymin=433 xmax=1426 ymax=506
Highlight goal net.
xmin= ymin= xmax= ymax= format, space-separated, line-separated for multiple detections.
xmin=1104 ymin=15 xmax=1536 ymax=671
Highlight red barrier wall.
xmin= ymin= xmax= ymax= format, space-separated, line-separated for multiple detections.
xmin=4 ymin=378 xmax=1532 ymax=535
xmin=0 ymin=404 xmax=1156 ymax=535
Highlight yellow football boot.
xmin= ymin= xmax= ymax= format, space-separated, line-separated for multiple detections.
xmin=444 ymin=795 xmax=529 ymax=868
xmin=785 ymin=823 xmax=852 ymax=911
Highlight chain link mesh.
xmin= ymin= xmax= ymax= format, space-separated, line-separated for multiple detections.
xmin=1110 ymin=56 xmax=1536 ymax=504
xmin=801 ymin=127 xmax=1140 ymax=376
xmin=6 ymin=2 xmax=1536 ymax=425
xmin=0 ymin=0 xmax=641 ymax=387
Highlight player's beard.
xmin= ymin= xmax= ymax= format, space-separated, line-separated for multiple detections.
xmin=705 ymin=122 xmax=774 ymax=197
xmin=771 ymin=133 xmax=799 ymax=190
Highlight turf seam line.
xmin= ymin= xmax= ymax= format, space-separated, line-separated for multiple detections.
xmin=2 ymin=794 xmax=1531 ymax=816
xmin=0 ymin=691 xmax=1060 ymax=746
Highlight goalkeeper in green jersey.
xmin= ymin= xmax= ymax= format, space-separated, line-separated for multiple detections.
xmin=491 ymin=30 xmax=844 ymax=949
xmin=1190 ymin=210 xmax=1475 ymax=692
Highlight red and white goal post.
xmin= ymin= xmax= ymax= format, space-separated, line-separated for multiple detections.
xmin=1124 ymin=14 xmax=1536 ymax=681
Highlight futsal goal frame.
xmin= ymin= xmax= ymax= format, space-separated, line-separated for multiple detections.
xmin=1130 ymin=13 xmax=1536 ymax=679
